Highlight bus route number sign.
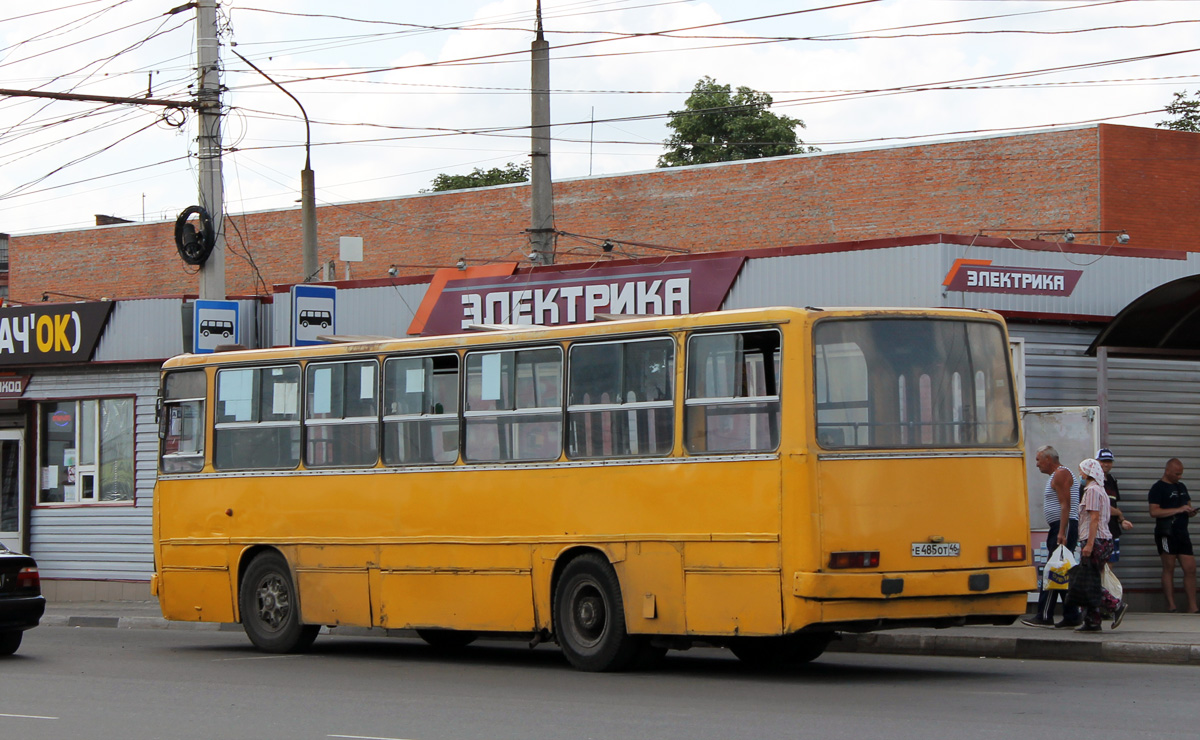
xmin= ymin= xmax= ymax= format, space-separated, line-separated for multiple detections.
xmin=911 ymin=542 xmax=960 ymax=557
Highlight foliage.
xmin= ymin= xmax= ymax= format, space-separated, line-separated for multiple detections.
xmin=425 ymin=162 xmax=531 ymax=192
xmin=1158 ymin=90 xmax=1200 ymax=132
xmin=657 ymin=76 xmax=818 ymax=168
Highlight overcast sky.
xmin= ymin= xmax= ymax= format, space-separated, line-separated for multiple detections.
xmin=1 ymin=0 xmax=1196 ymax=237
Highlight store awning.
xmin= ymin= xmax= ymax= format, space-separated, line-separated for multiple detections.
xmin=1086 ymin=274 xmax=1200 ymax=358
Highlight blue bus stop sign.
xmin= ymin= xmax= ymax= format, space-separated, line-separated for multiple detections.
xmin=192 ymin=300 xmax=240 ymax=354
xmin=291 ymin=284 xmax=337 ymax=346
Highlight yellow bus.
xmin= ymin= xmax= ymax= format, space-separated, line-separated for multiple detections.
xmin=152 ymin=306 xmax=1034 ymax=671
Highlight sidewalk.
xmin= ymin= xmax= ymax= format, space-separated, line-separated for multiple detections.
xmin=40 ymin=601 xmax=1200 ymax=666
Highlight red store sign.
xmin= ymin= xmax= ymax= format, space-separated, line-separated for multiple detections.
xmin=0 ymin=375 xmax=29 ymax=398
xmin=411 ymin=256 xmax=746 ymax=336
xmin=943 ymin=259 xmax=1083 ymax=296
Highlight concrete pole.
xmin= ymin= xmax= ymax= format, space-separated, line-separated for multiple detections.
xmin=196 ymin=0 xmax=225 ymax=300
xmin=302 ymin=168 xmax=317 ymax=281
xmin=529 ymin=6 xmax=554 ymax=266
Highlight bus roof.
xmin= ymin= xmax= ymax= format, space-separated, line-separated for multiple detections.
xmin=162 ymin=306 xmax=1004 ymax=369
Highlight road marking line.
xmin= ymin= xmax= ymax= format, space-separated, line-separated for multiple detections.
xmin=328 ymin=735 xmax=414 ymax=740
xmin=0 ymin=712 xmax=59 ymax=720
xmin=213 ymin=654 xmax=309 ymax=662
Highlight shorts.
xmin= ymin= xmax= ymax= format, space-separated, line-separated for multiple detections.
xmin=1155 ymin=530 xmax=1194 ymax=557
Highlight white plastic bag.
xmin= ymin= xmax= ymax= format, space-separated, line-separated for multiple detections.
xmin=1101 ymin=563 xmax=1123 ymax=602
xmin=1043 ymin=544 xmax=1077 ymax=591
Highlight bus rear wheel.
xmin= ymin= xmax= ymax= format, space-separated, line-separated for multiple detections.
xmin=239 ymin=552 xmax=319 ymax=653
xmin=553 ymin=553 xmax=639 ymax=672
xmin=729 ymin=633 xmax=832 ymax=668
xmin=416 ymin=629 xmax=477 ymax=649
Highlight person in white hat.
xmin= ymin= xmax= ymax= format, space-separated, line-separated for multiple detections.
xmin=1077 ymin=457 xmax=1127 ymax=630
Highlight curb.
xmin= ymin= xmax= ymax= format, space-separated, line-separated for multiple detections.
xmin=41 ymin=615 xmax=1200 ymax=666
xmin=829 ymin=632 xmax=1200 ymax=665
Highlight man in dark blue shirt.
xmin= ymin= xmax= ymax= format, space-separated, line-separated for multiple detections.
xmin=1148 ymin=458 xmax=1198 ymax=613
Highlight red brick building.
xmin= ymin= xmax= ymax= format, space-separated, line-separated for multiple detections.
xmin=10 ymin=123 xmax=1200 ymax=302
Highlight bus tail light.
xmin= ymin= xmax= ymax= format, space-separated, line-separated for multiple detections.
xmin=988 ymin=545 xmax=1026 ymax=563
xmin=829 ymin=551 xmax=880 ymax=569
xmin=17 ymin=566 xmax=40 ymax=591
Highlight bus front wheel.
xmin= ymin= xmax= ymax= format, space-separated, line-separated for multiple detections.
xmin=239 ymin=552 xmax=319 ymax=653
xmin=729 ymin=633 xmax=832 ymax=668
xmin=553 ymin=553 xmax=639 ymax=672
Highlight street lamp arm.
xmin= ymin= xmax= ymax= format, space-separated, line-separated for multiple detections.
xmin=230 ymin=47 xmax=312 ymax=169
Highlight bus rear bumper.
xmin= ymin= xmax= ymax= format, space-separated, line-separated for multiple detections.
xmin=793 ymin=565 xmax=1036 ymax=601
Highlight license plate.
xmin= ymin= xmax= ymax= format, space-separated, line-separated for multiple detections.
xmin=911 ymin=542 xmax=960 ymax=557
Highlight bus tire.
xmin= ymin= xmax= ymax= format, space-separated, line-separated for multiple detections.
xmin=416 ymin=629 xmax=477 ymax=649
xmin=0 ymin=631 xmax=21 ymax=656
xmin=553 ymin=553 xmax=639 ymax=672
xmin=239 ymin=552 xmax=319 ymax=654
xmin=729 ymin=633 xmax=832 ymax=668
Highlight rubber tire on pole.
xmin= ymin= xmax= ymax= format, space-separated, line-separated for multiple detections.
xmin=174 ymin=205 xmax=216 ymax=266
xmin=239 ymin=551 xmax=319 ymax=654
xmin=728 ymin=633 xmax=832 ymax=668
xmin=0 ymin=630 xmax=21 ymax=656
xmin=553 ymin=553 xmax=640 ymax=672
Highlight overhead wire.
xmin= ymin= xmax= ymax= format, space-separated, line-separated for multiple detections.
xmin=4 ymin=0 xmax=1197 ymax=226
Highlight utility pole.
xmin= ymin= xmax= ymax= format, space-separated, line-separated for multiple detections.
xmin=196 ymin=0 xmax=225 ymax=300
xmin=529 ymin=2 xmax=555 ymax=266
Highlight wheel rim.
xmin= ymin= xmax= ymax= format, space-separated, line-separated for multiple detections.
xmin=568 ymin=579 xmax=608 ymax=648
xmin=254 ymin=573 xmax=292 ymax=633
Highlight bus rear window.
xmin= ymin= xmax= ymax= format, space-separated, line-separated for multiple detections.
xmin=813 ymin=318 xmax=1017 ymax=449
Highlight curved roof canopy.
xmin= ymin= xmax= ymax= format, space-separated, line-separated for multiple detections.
xmin=1087 ymin=274 xmax=1200 ymax=358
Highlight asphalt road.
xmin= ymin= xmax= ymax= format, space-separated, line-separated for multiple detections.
xmin=1 ymin=625 xmax=1194 ymax=740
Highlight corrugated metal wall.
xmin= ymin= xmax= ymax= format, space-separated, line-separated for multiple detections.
xmin=725 ymin=241 xmax=1200 ymax=317
xmin=270 ymin=282 xmax=428 ymax=346
xmin=1004 ymin=322 xmax=1200 ymax=595
xmin=23 ymin=366 xmax=159 ymax=581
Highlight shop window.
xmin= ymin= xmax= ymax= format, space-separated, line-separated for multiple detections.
xmin=304 ymin=359 xmax=379 ymax=468
xmin=213 ymin=365 xmax=301 ymax=470
xmin=464 ymin=347 xmax=562 ymax=462
xmin=383 ymin=354 xmax=459 ymax=465
xmin=160 ymin=370 xmax=206 ymax=474
xmin=38 ymin=397 xmax=135 ymax=504
xmin=685 ymin=330 xmax=781 ymax=453
xmin=568 ymin=338 xmax=674 ymax=458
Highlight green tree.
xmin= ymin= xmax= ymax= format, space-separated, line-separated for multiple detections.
xmin=1158 ymin=90 xmax=1200 ymax=132
xmin=425 ymin=162 xmax=530 ymax=192
xmin=657 ymin=76 xmax=817 ymax=168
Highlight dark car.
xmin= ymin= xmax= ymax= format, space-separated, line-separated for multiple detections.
xmin=0 ymin=543 xmax=44 ymax=655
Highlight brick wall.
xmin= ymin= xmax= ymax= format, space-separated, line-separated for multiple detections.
xmin=10 ymin=124 xmax=1198 ymax=302
xmin=1099 ymin=125 xmax=1200 ymax=250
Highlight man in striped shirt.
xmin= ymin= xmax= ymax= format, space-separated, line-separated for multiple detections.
xmin=1022 ymin=444 xmax=1081 ymax=628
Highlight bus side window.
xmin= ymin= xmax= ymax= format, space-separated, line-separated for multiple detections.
xmin=567 ymin=337 xmax=674 ymax=458
xmin=213 ymin=365 xmax=301 ymax=470
xmin=305 ymin=359 xmax=380 ymax=468
xmin=382 ymin=354 xmax=459 ymax=465
xmin=464 ymin=347 xmax=562 ymax=462
xmin=685 ymin=330 xmax=781 ymax=454
xmin=160 ymin=369 xmax=207 ymax=474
